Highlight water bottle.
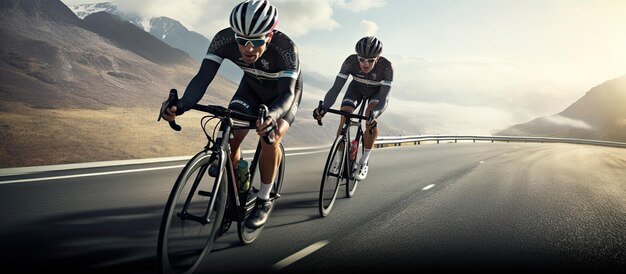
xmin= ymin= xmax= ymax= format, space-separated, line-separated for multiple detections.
xmin=237 ymin=160 xmax=250 ymax=193
xmin=350 ymin=139 xmax=358 ymax=161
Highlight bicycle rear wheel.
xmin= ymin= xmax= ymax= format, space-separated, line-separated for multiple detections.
xmin=237 ymin=143 xmax=285 ymax=244
xmin=319 ymin=136 xmax=346 ymax=217
xmin=157 ymin=151 xmax=228 ymax=274
xmin=345 ymin=135 xmax=362 ymax=198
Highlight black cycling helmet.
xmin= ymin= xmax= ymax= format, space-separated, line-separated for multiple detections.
xmin=355 ymin=36 xmax=383 ymax=58
xmin=230 ymin=0 xmax=278 ymax=37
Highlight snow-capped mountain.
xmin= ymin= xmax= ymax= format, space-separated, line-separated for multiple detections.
xmin=69 ymin=1 xmax=120 ymax=19
xmin=66 ymin=2 xmax=339 ymax=90
xmin=68 ymin=2 xmax=209 ymax=61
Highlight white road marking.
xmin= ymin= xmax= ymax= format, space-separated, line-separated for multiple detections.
xmin=480 ymin=161 xmax=485 ymax=164
xmin=270 ymin=240 xmax=330 ymax=272
xmin=0 ymin=165 xmax=186 ymax=184
xmin=422 ymin=184 xmax=435 ymax=190
xmin=0 ymin=150 xmax=326 ymax=185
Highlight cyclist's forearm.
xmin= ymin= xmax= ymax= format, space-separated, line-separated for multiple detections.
xmin=372 ymin=85 xmax=391 ymax=117
xmin=267 ymin=77 xmax=296 ymax=120
xmin=177 ymin=60 xmax=220 ymax=114
xmin=322 ymin=76 xmax=347 ymax=110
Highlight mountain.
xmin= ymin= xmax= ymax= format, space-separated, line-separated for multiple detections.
xmin=302 ymin=66 xmax=335 ymax=91
xmin=0 ymin=0 xmax=406 ymax=168
xmin=0 ymin=0 xmax=223 ymax=109
xmin=82 ymin=11 xmax=191 ymax=65
xmin=498 ymin=74 xmax=626 ymax=142
xmin=66 ymin=1 xmax=341 ymax=90
xmin=69 ymin=2 xmax=210 ymax=61
xmin=0 ymin=0 xmax=236 ymax=167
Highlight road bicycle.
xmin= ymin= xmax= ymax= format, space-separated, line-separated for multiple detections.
xmin=156 ymin=89 xmax=285 ymax=274
xmin=316 ymin=98 xmax=373 ymax=217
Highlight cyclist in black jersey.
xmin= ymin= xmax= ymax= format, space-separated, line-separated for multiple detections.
xmin=313 ymin=36 xmax=392 ymax=180
xmin=161 ymin=0 xmax=302 ymax=229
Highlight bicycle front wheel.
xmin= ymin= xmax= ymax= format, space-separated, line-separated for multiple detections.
xmin=319 ymin=136 xmax=346 ymax=217
xmin=157 ymin=151 xmax=228 ymax=274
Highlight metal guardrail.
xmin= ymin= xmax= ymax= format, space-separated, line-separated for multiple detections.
xmin=375 ymin=135 xmax=626 ymax=149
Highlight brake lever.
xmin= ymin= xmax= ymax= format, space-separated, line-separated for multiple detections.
xmin=367 ymin=112 xmax=377 ymax=135
xmin=315 ymin=100 xmax=323 ymax=126
xmin=259 ymin=105 xmax=275 ymax=145
xmin=158 ymin=89 xmax=182 ymax=131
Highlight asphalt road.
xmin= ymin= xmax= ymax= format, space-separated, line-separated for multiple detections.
xmin=1 ymin=142 xmax=625 ymax=273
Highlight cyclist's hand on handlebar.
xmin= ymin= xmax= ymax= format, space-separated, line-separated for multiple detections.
xmin=366 ymin=111 xmax=379 ymax=131
xmin=312 ymin=107 xmax=325 ymax=121
xmin=366 ymin=117 xmax=377 ymax=128
xmin=162 ymin=105 xmax=177 ymax=122
xmin=256 ymin=115 xmax=277 ymax=139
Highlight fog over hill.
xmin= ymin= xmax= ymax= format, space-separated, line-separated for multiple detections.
xmin=498 ymin=74 xmax=626 ymax=143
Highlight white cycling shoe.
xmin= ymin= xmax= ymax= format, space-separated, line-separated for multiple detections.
xmin=353 ymin=163 xmax=368 ymax=180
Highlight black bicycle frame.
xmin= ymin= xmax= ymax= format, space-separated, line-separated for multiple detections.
xmin=177 ymin=106 xmax=257 ymax=225
xmin=343 ymin=98 xmax=368 ymax=146
xmin=326 ymin=97 xmax=370 ymax=148
xmin=322 ymin=98 xmax=370 ymax=181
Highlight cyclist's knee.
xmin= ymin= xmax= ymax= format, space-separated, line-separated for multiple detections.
xmin=365 ymin=104 xmax=378 ymax=117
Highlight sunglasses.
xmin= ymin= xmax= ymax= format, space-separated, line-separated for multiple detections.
xmin=358 ymin=56 xmax=377 ymax=64
xmin=234 ymin=34 xmax=268 ymax=48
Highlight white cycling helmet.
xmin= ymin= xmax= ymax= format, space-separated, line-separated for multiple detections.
xmin=230 ymin=0 xmax=278 ymax=37
xmin=355 ymin=36 xmax=383 ymax=58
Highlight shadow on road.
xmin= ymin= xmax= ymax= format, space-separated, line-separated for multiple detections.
xmin=0 ymin=204 xmax=164 ymax=273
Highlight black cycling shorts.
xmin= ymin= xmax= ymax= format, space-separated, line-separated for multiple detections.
xmin=228 ymin=77 xmax=303 ymax=125
xmin=340 ymin=81 xmax=385 ymax=109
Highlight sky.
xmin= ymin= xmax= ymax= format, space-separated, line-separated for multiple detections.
xmin=61 ymin=0 xmax=626 ymax=135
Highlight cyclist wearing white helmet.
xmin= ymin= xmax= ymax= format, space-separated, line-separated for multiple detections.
xmin=162 ymin=0 xmax=302 ymax=229
xmin=313 ymin=36 xmax=393 ymax=180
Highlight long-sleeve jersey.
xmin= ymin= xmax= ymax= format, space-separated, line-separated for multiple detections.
xmin=323 ymin=54 xmax=393 ymax=117
xmin=177 ymin=28 xmax=301 ymax=120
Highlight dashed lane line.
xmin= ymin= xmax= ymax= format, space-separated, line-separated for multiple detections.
xmin=270 ymin=240 xmax=330 ymax=272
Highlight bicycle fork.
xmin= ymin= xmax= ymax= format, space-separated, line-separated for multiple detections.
xmin=176 ymin=149 xmax=227 ymax=225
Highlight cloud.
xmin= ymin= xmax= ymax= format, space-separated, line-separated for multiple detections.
xmin=272 ymin=0 xmax=340 ymax=36
xmin=108 ymin=0 xmax=341 ymax=38
xmin=360 ymin=20 xmax=379 ymax=36
xmin=335 ymin=0 xmax=388 ymax=12
xmin=543 ymin=115 xmax=593 ymax=129
xmin=112 ymin=0 xmax=231 ymax=39
xmin=64 ymin=0 xmax=384 ymax=38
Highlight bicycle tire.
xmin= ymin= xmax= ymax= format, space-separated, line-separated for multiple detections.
xmin=157 ymin=151 xmax=228 ymax=274
xmin=319 ymin=136 xmax=346 ymax=217
xmin=237 ymin=143 xmax=285 ymax=244
xmin=345 ymin=135 xmax=362 ymax=198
